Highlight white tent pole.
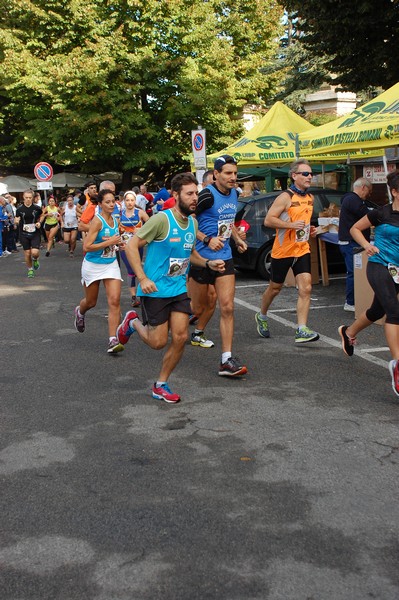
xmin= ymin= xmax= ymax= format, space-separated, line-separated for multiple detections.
xmin=383 ymin=150 xmax=392 ymax=203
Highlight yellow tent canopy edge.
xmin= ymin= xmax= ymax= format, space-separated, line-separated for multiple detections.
xmin=298 ymin=82 xmax=399 ymax=157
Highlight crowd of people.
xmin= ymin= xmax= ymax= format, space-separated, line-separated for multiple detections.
xmin=2 ymin=157 xmax=399 ymax=402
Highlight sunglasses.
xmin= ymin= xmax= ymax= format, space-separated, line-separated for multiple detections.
xmin=295 ymin=171 xmax=313 ymax=177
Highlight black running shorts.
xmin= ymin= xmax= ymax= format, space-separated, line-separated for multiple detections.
xmin=188 ymin=257 xmax=235 ymax=285
xmin=140 ymin=293 xmax=191 ymax=326
xmin=20 ymin=231 xmax=41 ymax=251
xmin=270 ymin=253 xmax=311 ymax=284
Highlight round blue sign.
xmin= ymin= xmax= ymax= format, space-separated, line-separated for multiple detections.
xmin=193 ymin=133 xmax=204 ymax=151
xmin=34 ymin=162 xmax=53 ymax=181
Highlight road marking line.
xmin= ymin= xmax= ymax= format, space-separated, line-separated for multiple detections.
xmin=236 ymin=276 xmax=346 ymax=288
xmin=236 ymin=283 xmax=270 ymax=288
xmin=361 ymin=347 xmax=390 ymax=353
xmin=234 ymin=297 xmax=389 ymax=370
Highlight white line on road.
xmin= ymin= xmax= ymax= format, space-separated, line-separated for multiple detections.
xmin=236 ymin=276 xmax=346 ymax=289
xmin=234 ymin=296 xmax=389 ymax=370
xmin=262 ymin=304 xmax=344 ymax=314
xmin=361 ymin=347 xmax=390 ymax=353
xmin=235 ymin=283 xmax=269 ymax=288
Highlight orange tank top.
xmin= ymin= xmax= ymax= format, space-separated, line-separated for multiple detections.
xmin=271 ymin=191 xmax=313 ymax=259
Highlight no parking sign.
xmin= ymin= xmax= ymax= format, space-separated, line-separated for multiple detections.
xmin=34 ymin=162 xmax=53 ymax=182
xmin=191 ymin=128 xmax=207 ymax=169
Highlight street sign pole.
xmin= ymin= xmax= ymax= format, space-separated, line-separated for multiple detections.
xmin=34 ymin=162 xmax=53 ymax=207
xmin=191 ymin=127 xmax=207 ymax=186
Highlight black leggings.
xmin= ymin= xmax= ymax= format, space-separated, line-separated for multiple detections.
xmin=366 ymin=261 xmax=399 ymax=324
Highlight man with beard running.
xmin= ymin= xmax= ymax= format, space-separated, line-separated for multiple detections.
xmin=116 ymin=172 xmax=225 ymax=403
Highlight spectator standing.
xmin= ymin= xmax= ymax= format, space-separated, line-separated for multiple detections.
xmin=4 ymin=194 xmax=18 ymax=252
xmin=338 ymin=177 xmax=373 ymax=312
xmin=0 ymin=197 xmax=9 ymax=257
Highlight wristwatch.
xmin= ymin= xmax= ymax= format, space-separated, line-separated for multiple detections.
xmin=203 ymin=235 xmax=211 ymax=246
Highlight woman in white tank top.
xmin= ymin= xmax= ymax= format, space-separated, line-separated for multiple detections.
xmin=61 ymin=194 xmax=79 ymax=257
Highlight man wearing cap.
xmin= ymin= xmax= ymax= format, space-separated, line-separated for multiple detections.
xmin=188 ymin=154 xmax=248 ymax=377
xmin=255 ymin=159 xmax=319 ymax=343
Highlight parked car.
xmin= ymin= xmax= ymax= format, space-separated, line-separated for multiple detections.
xmin=231 ymin=187 xmax=377 ymax=280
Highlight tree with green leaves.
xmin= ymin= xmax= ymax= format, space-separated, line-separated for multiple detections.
xmin=0 ymin=0 xmax=283 ymax=183
xmin=281 ymin=0 xmax=399 ymax=92
xmin=270 ymin=12 xmax=330 ymax=113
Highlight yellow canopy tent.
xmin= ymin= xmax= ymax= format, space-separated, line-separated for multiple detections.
xmin=298 ymin=82 xmax=399 ymax=158
xmin=206 ymin=101 xmax=313 ymax=168
xmin=204 ymin=101 xmax=382 ymax=169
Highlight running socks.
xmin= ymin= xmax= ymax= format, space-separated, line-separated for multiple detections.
xmin=221 ymin=352 xmax=232 ymax=364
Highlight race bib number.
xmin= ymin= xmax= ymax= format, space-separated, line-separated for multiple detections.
xmin=296 ymin=224 xmax=310 ymax=242
xmin=101 ymin=245 xmax=117 ymax=259
xmin=217 ymin=218 xmax=234 ymax=240
xmin=121 ymin=232 xmax=133 ymax=242
xmin=167 ymin=257 xmax=189 ymax=277
xmin=388 ymin=263 xmax=399 ymax=283
xmin=23 ymin=223 xmax=36 ymax=233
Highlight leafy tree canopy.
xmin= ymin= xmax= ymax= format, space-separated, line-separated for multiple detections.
xmin=281 ymin=0 xmax=399 ymax=92
xmin=270 ymin=25 xmax=330 ymax=112
xmin=0 ymin=0 xmax=283 ymax=181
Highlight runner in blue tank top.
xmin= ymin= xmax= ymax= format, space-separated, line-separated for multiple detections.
xmin=73 ymin=189 xmax=124 ymax=354
xmin=188 ymin=155 xmax=248 ymax=378
xmin=116 ymin=172 xmax=225 ymax=403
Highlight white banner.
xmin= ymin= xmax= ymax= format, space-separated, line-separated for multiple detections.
xmin=37 ymin=181 xmax=53 ymax=190
xmin=363 ymin=164 xmax=396 ymax=184
xmin=191 ymin=129 xmax=207 ymax=169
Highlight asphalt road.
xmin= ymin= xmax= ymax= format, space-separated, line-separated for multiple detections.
xmin=1 ymin=242 xmax=398 ymax=600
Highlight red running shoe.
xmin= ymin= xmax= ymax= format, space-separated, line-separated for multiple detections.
xmin=116 ymin=310 xmax=138 ymax=345
xmin=389 ymin=360 xmax=399 ymax=397
xmin=152 ymin=383 xmax=181 ymax=403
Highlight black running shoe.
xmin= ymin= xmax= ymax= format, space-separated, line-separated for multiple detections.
xmin=338 ymin=325 xmax=355 ymax=357
xmin=218 ymin=356 xmax=247 ymax=377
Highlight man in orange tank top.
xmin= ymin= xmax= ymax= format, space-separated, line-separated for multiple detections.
xmin=255 ymin=160 xmax=319 ymax=343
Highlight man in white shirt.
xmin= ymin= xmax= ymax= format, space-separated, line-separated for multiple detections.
xmin=133 ymin=186 xmax=148 ymax=211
